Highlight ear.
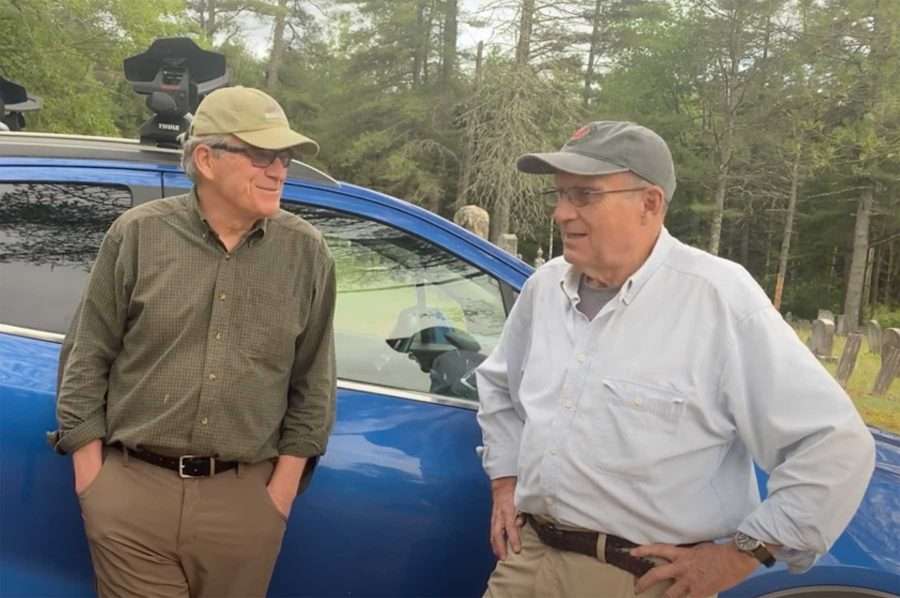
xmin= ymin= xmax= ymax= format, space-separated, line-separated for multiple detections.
xmin=193 ymin=145 xmax=217 ymax=181
xmin=641 ymin=186 xmax=666 ymax=220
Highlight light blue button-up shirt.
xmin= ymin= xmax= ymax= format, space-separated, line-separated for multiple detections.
xmin=476 ymin=228 xmax=875 ymax=572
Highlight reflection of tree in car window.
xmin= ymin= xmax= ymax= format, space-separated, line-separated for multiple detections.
xmin=0 ymin=183 xmax=132 ymax=332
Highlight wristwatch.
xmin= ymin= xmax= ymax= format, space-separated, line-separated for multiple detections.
xmin=734 ymin=531 xmax=776 ymax=568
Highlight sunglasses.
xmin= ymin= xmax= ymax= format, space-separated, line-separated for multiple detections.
xmin=206 ymin=143 xmax=293 ymax=168
xmin=541 ymin=186 xmax=647 ymax=209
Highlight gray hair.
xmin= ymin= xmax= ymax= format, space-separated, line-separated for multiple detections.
xmin=181 ymin=134 xmax=232 ymax=182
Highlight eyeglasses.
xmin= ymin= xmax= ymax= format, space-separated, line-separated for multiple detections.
xmin=540 ymin=186 xmax=647 ymax=209
xmin=206 ymin=143 xmax=293 ymax=168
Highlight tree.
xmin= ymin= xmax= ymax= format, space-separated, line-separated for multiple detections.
xmin=457 ymin=61 xmax=583 ymax=242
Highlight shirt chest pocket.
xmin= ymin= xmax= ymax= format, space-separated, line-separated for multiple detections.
xmin=237 ymin=287 xmax=301 ymax=359
xmin=593 ymin=378 xmax=688 ymax=479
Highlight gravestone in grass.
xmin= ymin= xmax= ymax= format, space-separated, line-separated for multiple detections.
xmin=809 ymin=318 xmax=835 ymax=361
xmin=836 ymin=333 xmax=862 ymax=388
xmin=865 ymin=320 xmax=882 ymax=355
xmin=872 ymin=328 xmax=900 ymax=397
xmin=453 ymin=205 xmax=489 ymax=240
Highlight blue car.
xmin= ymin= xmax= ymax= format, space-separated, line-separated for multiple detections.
xmin=1 ymin=131 xmax=898 ymax=598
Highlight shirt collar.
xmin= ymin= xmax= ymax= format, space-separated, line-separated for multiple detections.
xmin=557 ymin=227 xmax=675 ymax=305
xmin=188 ymin=187 xmax=268 ymax=243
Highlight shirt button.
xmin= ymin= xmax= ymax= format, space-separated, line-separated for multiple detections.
xmin=215 ymin=332 xmax=222 ymax=340
xmin=201 ymin=417 xmax=208 ymax=425
xmin=219 ymin=293 xmax=227 ymax=301
xmin=225 ymin=254 xmax=231 ymax=261
xmin=208 ymin=373 xmax=217 ymax=381
xmin=550 ymin=449 xmax=557 ymax=456
xmin=576 ymin=353 xmax=585 ymax=363
xmin=564 ymin=401 xmax=574 ymax=410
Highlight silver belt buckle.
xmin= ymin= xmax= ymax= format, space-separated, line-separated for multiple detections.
xmin=178 ymin=455 xmax=216 ymax=478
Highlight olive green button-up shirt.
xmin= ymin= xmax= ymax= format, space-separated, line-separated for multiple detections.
xmin=53 ymin=190 xmax=336 ymax=464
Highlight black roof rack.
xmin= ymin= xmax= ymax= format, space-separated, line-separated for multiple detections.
xmin=0 ymin=78 xmax=42 ymax=131
xmin=124 ymin=38 xmax=229 ymax=148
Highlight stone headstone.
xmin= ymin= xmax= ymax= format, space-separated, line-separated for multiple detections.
xmin=453 ymin=205 xmax=489 ymax=239
xmin=795 ymin=319 xmax=811 ymax=332
xmin=784 ymin=312 xmax=794 ymax=323
xmin=809 ymin=318 xmax=835 ymax=360
xmin=865 ymin=320 xmax=882 ymax=355
xmin=882 ymin=328 xmax=900 ymax=362
xmin=497 ymin=233 xmax=518 ymax=256
xmin=533 ymin=247 xmax=545 ymax=268
xmin=835 ymin=314 xmax=848 ymax=336
xmin=836 ymin=333 xmax=863 ymax=388
xmin=817 ymin=309 xmax=834 ymax=322
xmin=871 ymin=328 xmax=900 ymax=396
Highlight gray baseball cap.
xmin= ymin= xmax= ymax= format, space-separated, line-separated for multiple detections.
xmin=517 ymin=121 xmax=676 ymax=201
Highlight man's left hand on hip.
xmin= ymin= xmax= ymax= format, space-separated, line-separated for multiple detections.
xmin=631 ymin=541 xmax=759 ymax=598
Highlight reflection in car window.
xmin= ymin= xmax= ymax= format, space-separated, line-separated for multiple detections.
xmin=283 ymin=203 xmax=507 ymax=401
xmin=0 ymin=183 xmax=132 ymax=333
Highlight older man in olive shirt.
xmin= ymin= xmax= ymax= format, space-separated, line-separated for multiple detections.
xmin=50 ymin=86 xmax=336 ymax=598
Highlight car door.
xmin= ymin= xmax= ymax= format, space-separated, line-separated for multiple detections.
xmin=161 ymin=173 xmax=529 ymax=596
xmin=0 ymin=166 xmax=162 ymax=597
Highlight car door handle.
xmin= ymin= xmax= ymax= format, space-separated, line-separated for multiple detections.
xmin=475 ymin=445 xmax=484 ymax=457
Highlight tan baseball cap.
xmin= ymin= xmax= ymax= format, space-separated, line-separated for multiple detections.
xmin=190 ymin=86 xmax=319 ymax=155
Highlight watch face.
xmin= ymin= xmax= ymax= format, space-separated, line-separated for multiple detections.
xmin=735 ymin=532 xmax=762 ymax=552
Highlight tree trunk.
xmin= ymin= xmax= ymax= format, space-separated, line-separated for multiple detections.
xmin=413 ymin=0 xmax=427 ymax=86
xmin=474 ymin=40 xmax=483 ymax=83
xmin=708 ymin=168 xmax=728 ymax=255
xmin=885 ymin=240 xmax=896 ymax=307
xmin=440 ymin=0 xmax=457 ymax=87
xmin=455 ymin=41 xmax=483 ymax=211
xmin=421 ymin=0 xmax=434 ymax=84
xmin=739 ymin=209 xmax=750 ymax=268
xmin=871 ymin=242 xmax=882 ymax=310
xmin=490 ymin=196 xmax=511 ymax=244
xmin=708 ymin=95 xmax=735 ymax=256
xmin=843 ymin=186 xmax=874 ymax=331
xmin=515 ymin=0 xmax=535 ymax=66
xmin=862 ymin=247 xmax=875 ymax=322
xmin=265 ymin=0 xmax=288 ymax=91
xmin=582 ymin=0 xmax=602 ymax=107
xmin=773 ymin=148 xmax=801 ymax=311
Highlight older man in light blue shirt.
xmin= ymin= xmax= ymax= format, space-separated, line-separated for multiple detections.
xmin=476 ymin=121 xmax=875 ymax=598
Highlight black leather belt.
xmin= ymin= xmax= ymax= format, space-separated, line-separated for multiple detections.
xmin=525 ymin=514 xmax=659 ymax=578
xmin=118 ymin=444 xmax=238 ymax=478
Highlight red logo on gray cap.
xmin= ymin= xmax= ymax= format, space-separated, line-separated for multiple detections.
xmin=568 ymin=125 xmax=592 ymax=142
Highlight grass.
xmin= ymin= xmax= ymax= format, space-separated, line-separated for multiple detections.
xmin=796 ymin=327 xmax=899 ymax=434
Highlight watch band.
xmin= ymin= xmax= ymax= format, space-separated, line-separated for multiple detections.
xmin=734 ymin=532 xmax=776 ymax=568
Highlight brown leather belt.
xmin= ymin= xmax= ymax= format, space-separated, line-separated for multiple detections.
xmin=117 ymin=444 xmax=238 ymax=478
xmin=525 ymin=514 xmax=659 ymax=578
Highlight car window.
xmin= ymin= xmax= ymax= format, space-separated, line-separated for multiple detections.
xmin=0 ymin=182 xmax=132 ymax=333
xmin=283 ymin=203 xmax=507 ymax=402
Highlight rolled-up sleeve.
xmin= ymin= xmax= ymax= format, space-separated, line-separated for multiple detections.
xmin=723 ymin=307 xmax=876 ymax=572
xmin=476 ymin=278 xmax=535 ymax=480
xmin=278 ymin=240 xmax=337 ymax=458
xmin=54 ymin=224 xmax=131 ymax=454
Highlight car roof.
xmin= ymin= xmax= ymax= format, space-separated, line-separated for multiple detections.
xmin=0 ymin=131 xmax=339 ymax=187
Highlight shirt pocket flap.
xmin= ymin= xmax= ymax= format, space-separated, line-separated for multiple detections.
xmin=601 ymin=378 xmax=687 ymax=420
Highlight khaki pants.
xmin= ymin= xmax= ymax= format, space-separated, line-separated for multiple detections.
xmin=78 ymin=449 xmax=286 ymax=598
xmin=485 ymin=520 xmax=715 ymax=598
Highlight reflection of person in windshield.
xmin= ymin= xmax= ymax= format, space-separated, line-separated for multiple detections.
xmin=386 ymin=307 xmax=486 ymax=400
